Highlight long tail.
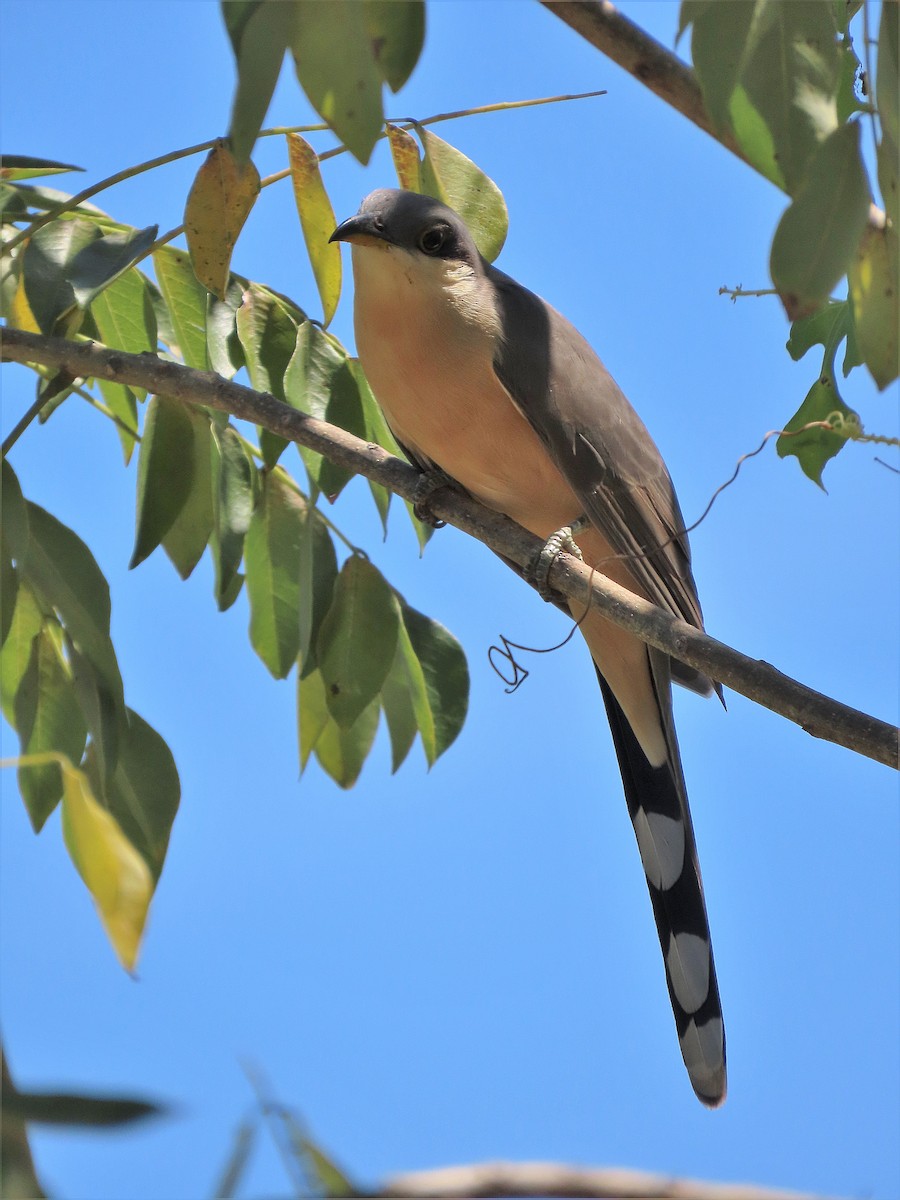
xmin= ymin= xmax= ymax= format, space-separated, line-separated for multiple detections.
xmin=597 ymin=652 xmax=726 ymax=1107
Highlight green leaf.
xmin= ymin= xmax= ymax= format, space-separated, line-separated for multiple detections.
xmin=364 ymin=0 xmax=425 ymax=92
xmin=96 ymin=380 xmax=140 ymax=465
xmin=770 ymin=121 xmax=871 ymax=320
xmin=298 ymin=667 xmax=331 ymax=771
xmin=284 ymin=320 xmax=344 ymax=484
xmin=60 ymin=758 xmax=153 ymax=971
xmin=3 ymin=1090 xmax=164 ymax=1128
xmin=211 ymin=1118 xmax=258 ymax=1200
xmin=14 ymin=624 xmax=87 ymax=830
xmin=2 ymin=460 xmax=29 ymax=561
xmin=225 ymin=0 xmax=292 ymax=162
xmin=20 ymin=503 xmax=125 ymax=723
xmin=690 ymin=0 xmax=759 ymax=132
xmin=211 ymin=425 xmax=255 ymax=610
xmin=153 ymin=245 xmax=211 ymax=369
xmin=0 ymin=552 xmax=17 ymax=650
xmin=162 ymin=405 xmax=215 ymax=579
xmin=380 ymin=615 xmax=431 ymax=770
xmin=417 ymin=128 xmax=508 ymax=262
xmin=287 ymin=133 xmax=341 ymax=327
xmin=245 ymin=471 xmax=306 ymax=678
xmin=282 ymin=1116 xmax=360 ymax=1199
xmin=68 ymin=642 xmax=122 ymax=782
xmin=743 ymin=1 xmax=840 ymax=194
xmin=314 ymin=694 xmax=380 ymax=788
xmin=297 ymin=500 xmax=338 ymax=678
xmin=0 ymin=155 xmax=83 ymax=181
xmin=129 ymin=396 xmax=197 ymax=569
xmin=84 ymin=708 xmax=181 ymax=883
xmin=0 ymin=580 xmax=45 ymax=727
xmin=848 ymin=223 xmax=899 ymax=389
xmin=876 ymin=0 xmax=899 ymax=226
xmin=236 ymin=282 xmax=300 ymax=467
xmin=401 ymin=601 xmax=468 ymax=759
xmin=786 ymin=299 xmax=848 ymax=362
xmin=835 ymin=28 xmax=865 ymax=124
xmin=89 ymin=267 xmax=157 ymax=366
xmin=317 ymin=362 xmax=366 ymax=499
xmin=316 ymin=555 xmax=399 ymax=728
xmin=207 ymin=276 xmax=246 ymax=379
xmin=21 ymin=217 xmax=100 ymax=333
xmin=776 ymin=377 xmax=857 ymax=485
xmin=289 ymin=0 xmax=384 ymax=165
xmin=185 ymin=140 xmax=260 ymax=299
xmin=68 ymin=225 xmax=159 ymax=310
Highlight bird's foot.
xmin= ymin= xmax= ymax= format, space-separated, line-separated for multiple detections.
xmin=412 ymin=468 xmax=455 ymax=527
xmin=529 ymin=515 xmax=589 ymax=601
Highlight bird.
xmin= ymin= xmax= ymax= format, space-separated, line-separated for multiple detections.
xmin=330 ymin=188 xmax=726 ymax=1106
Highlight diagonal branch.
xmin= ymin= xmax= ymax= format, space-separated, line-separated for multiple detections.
xmin=2 ymin=327 xmax=897 ymax=771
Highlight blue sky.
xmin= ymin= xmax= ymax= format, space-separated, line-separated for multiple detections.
xmin=2 ymin=2 xmax=898 ymax=1198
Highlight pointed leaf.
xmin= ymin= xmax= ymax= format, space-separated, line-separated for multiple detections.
xmin=876 ymin=0 xmax=898 ymax=226
xmin=0 ymin=552 xmax=17 ymax=650
xmin=381 ymin=615 xmax=432 ymax=770
xmin=68 ymin=225 xmax=159 ymax=310
xmin=314 ymin=695 xmax=380 ymax=788
xmin=770 ymin=122 xmax=871 ymax=320
xmin=225 ymin=0 xmax=292 ymax=162
xmin=287 ymin=133 xmax=341 ymax=326
xmin=153 ymin=246 xmax=211 ymax=369
xmin=236 ymin=283 xmax=299 ymax=467
xmin=289 ymin=1 xmax=384 ymax=165
xmin=297 ymin=501 xmax=338 ymax=678
xmin=96 ymin=381 xmax=140 ymax=465
xmin=211 ymin=425 xmax=255 ymax=610
xmin=786 ymin=299 xmax=848 ymax=362
xmin=245 ymin=471 xmax=306 ymax=678
xmin=185 ymin=140 xmax=260 ymax=299
xmin=317 ymin=361 xmax=366 ymax=499
xmin=129 ymin=396 xmax=197 ymax=569
xmin=417 ymin=128 xmax=508 ymax=262
xmin=0 ymin=155 xmax=83 ymax=181
xmin=207 ymin=277 xmax=246 ymax=378
xmin=364 ymin=0 xmax=425 ymax=92
xmin=13 ymin=624 xmax=87 ymax=831
xmin=282 ymin=1116 xmax=359 ymax=1199
xmin=848 ymin=223 xmax=899 ymax=389
xmin=162 ymin=406 xmax=215 ymax=579
xmin=2 ymin=460 xmax=29 ymax=561
xmin=211 ymin=1118 xmax=258 ymax=1200
xmin=22 ymin=217 xmax=100 ymax=333
xmin=386 ymin=123 xmax=422 ymax=192
xmin=60 ymin=761 xmax=153 ymax=971
xmin=1 ymin=581 xmax=45 ymax=727
xmin=776 ymin=378 xmax=857 ymax=485
xmin=401 ymin=602 xmax=468 ymax=759
xmin=316 ymin=555 xmax=399 ymax=728
xmin=298 ymin=667 xmax=331 ymax=771
xmin=89 ymin=267 xmax=157 ymax=365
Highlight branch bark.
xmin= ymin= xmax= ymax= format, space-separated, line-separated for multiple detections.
xmin=2 ymin=328 xmax=897 ymax=771
xmin=374 ymin=1161 xmax=837 ymax=1200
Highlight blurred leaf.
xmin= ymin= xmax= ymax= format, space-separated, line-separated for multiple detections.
xmin=84 ymin=708 xmax=181 ymax=882
xmin=14 ymin=624 xmax=87 ymax=831
xmin=690 ymin=0 xmax=759 ymax=132
xmin=770 ymin=122 xmax=871 ymax=320
xmin=297 ymin=500 xmax=338 ymax=678
xmin=364 ymin=0 xmax=425 ymax=92
xmin=68 ymin=224 xmax=159 ymax=309
xmin=848 ymin=223 xmax=899 ymax=389
xmin=786 ymin=299 xmax=848 ymax=361
xmin=417 ymin=127 xmax=508 ymax=261
xmin=289 ymin=0 xmax=384 ymax=165
xmin=317 ymin=555 xmax=399 ymax=728
xmin=130 ymin=396 xmax=197 ymax=569
xmin=313 ymin=694 xmax=380 ymax=788
xmin=0 ymin=1050 xmax=46 ymax=1200
xmin=211 ymin=425 xmax=255 ymax=611
xmin=401 ymin=601 xmax=468 ymax=759
xmin=0 ymin=581 xmax=45 ymax=727
xmin=2 ymin=459 xmax=29 ymax=560
xmin=60 ymin=758 xmax=153 ymax=971
xmin=386 ymin=122 xmax=422 ymax=191
xmin=21 ymin=502 xmax=125 ymax=723
xmin=162 ymin=405 xmax=216 ymax=580
xmin=776 ymin=377 xmax=857 ymax=486
xmin=21 ymin=216 xmax=99 ymax=333
xmin=287 ymin=132 xmax=341 ymax=326
xmin=225 ymin=0 xmax=292 ymax=162
xmin=153 ymin=245 xmax=211 ymax=368
xmin=0 ymin=154 xmax=83 ymax=180
xmin=835 ymin=28 xmax=865 ymax=124
xmin=877 ymin=0 xmax=898 ymax=226
xmin=743 ymin=1 xmax=840 ymax=194
xmin=282 ymin=1113 xmax=360 ymax=1198
xmin=236 ymin=282 xmax=299 ymax=466
xmin=185 ymin=140 xmax=260 ymax=299
xmin=207 ymin=276 xmax=246 ymax=378
xmin=0 ymin=552 xmax=17 ymax=650
xmin=3 ymin=1090 xmax=164 ymax=1128
xmin=245 ymin=470 xmax=306 ymax=678
xmin=211 ymin=1117 xmax=258 ymax=1199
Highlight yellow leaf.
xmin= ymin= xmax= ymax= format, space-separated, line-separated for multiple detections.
xmin=60 ymin=761 xmax=153 ymax=971
xmin=386 ymin=123 xmax=421 ymax=192
xmin=184 ymin=139 xmax=260 ymax=299
xmin=286 ymin=133 xmax=341 ymax=327
xmin=9 ymin=275 xmax=41 ymax=333
xmin=849 ymin=223 xmax=899 ymax=390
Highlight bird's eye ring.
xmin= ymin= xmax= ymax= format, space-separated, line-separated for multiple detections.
xmin=419 ymin=226 xmax=446 ymax=255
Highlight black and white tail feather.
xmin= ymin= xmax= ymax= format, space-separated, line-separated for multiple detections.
xmin=598 ymin=650 xmax=726 ymax=1107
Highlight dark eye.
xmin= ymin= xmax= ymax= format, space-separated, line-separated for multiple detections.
xmin=419 ymin=225 xmax=447 ymax=255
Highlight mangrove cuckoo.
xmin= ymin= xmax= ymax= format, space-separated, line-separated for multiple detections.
xmin=331 ymin=189 xmax=726 ymax=1106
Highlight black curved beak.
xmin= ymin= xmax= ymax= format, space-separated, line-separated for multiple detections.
xmin=329 ymin=212 xmax=390 ymax=246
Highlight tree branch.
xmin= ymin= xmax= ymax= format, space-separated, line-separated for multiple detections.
xmin=2 ymin=328 xmax=897 ymax=771
xmin=374 ymin=1160 xmax=838 ymax=1200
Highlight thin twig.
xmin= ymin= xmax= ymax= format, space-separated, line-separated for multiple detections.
xmin=2 ymin=329 xmax=896 ymax=770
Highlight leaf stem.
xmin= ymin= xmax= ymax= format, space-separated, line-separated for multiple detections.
xmin=1 ymin=392 xmax=49 ymax=458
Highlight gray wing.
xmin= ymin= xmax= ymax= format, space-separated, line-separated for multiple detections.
xmin=489 ymin=265 xmax=712 ymax=694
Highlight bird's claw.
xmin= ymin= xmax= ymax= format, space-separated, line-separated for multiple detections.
xmin=530 ymin=516 xmax=588 ymax=601
xmin=412 ymin=468 xmax=455 ymax=527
